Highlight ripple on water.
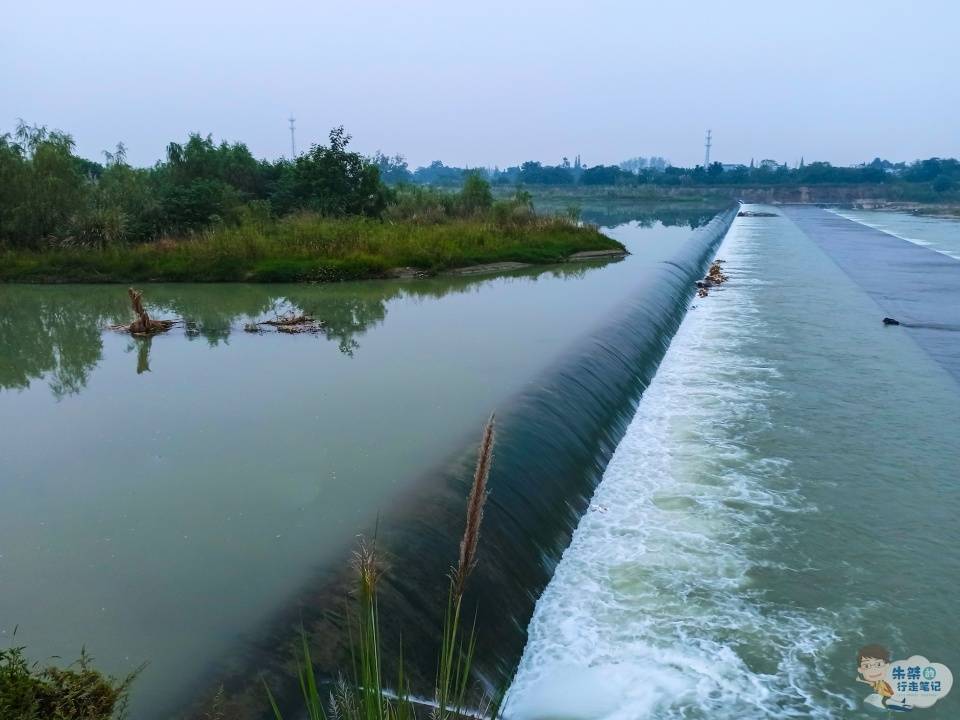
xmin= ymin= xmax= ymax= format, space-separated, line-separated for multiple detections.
xmin=505 ymin=211 xmax=852 ymax=720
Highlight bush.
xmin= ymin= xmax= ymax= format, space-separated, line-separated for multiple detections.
xmin=0 ymin=645 xmax=138 ymax=720
xmin=460 ymin=172 xmax=494 ymax=213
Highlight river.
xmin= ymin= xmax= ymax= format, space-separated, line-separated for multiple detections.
xmin=3 ymin=204 xmax=956 ymax=719
xmin=506 ymin=206 xmax=960 ymax=719
xmin=0 ymin=206 xmax=730 ymax=718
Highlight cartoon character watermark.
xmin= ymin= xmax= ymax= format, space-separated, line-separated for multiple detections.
xmin=857 ymin=645 xmax=897 ymax=709
xmin=857 ymin=644 xmax=953 ymax=712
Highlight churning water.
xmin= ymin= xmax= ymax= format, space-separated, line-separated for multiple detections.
xmin=506 ymin=207 xmax=960 ymax=719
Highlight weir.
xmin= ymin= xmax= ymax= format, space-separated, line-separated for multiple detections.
xmin=195 ymin=208 xmax=738 ymax=719
xmin=781 ymin=206 xmax=960 ymax=383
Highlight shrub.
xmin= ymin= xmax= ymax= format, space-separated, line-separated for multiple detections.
xmin=0 ymin=645 xmax=138 ymax=720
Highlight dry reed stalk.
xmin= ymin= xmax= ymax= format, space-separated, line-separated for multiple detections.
xmin=353 ymin=540 xmax=382 ymax=599
xmin=453 ymin=415 xmax=496 ymax=599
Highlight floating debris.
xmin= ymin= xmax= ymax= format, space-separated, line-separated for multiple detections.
xmin=262 ymin=314 xmax=313 ymax=327
xmin=110 ymin=288 xmax=176 ymax=336
xmin=695 ymin=259 xmax=729 ymax=297
xmin=738 ymin=210 xmax=778 ymax=217
xmin=883 ymin=317 xmax=901 ymax=326
xmin=250 ymin=313 xmax=326 ymax=334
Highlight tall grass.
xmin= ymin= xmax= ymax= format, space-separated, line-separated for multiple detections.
xmin=0 ymin=641 xmax=140 ymax=720
xmin=0 ymin=213 xmax=620 ymax=283
xmin=265 ymin=416 xmax=500 ymax=720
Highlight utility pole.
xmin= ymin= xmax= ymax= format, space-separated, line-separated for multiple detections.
xmin=704 ymin=129 xmax=712 ymax=169
xmin=288 ymin=115 xmax=296 ymax=158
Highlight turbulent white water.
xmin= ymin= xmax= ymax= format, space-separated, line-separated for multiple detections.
xmin=504 ymin=215 xmax=847 ymax=720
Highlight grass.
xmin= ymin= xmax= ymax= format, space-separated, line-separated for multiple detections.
xmin=0 ymin=214 xmax=623 ymax=284
xmin=0 ymin=643 xmax=139 ymax=720
xmin=265 ymin=416 xmax=502 ymax=720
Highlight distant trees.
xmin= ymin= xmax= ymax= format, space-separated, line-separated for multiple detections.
xmin=371 ymin=152 xmax=413 ymax=185
xmin=619 ymin=156 xmax=669 ymax=174
xmin=4 ymin=118 xmax=960 ymax=252
xmin=580 ymin=164 xmax=635 ymax=185
xmin=933 ymin=174 xmax=956 ymax=193
xmin=903 ymin=158 xmax=960 ymax=183
xmin=518 ymin=161 xmax=573 ymax=185
xmin=412 ymin=161 xmax=466 ymax=187
xmin=406 ymin=155 xmax=960 ymax=191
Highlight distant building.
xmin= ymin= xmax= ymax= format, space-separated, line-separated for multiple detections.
xmin=618 ymin=155 xmax=670 ymax=174
xmin=721 ymin=163 xmax=745 ymax=172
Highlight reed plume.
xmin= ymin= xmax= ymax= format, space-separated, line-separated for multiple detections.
xmin=268 ymin=418 xmax=501 ymax=720
xmin=453 ymin=415 xmax=496 ymax=599
xmin=352 ymin=540 xmax=382 ymax=599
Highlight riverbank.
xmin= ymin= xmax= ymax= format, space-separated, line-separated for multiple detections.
xmin=0 ymin=214 xmax=623 ymax=283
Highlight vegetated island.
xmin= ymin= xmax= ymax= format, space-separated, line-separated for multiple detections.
xmin=0 ymin=123 xmax=623 ymax=283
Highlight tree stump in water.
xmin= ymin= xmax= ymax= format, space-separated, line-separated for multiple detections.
xmin=125 ymin=288 xmax=174 ymax=335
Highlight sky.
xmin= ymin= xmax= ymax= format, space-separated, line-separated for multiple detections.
xmin=3 ymin=0 xmax=959 ymax=169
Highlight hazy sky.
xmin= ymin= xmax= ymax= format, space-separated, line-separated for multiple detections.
xmin=4 ymin=0 xmax=958 ymax=169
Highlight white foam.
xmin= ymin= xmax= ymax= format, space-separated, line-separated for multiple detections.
xmin=829 ymin=209 xmax=960 ymax=261
xmin=504 ymin=213 xmax=847 ymax=720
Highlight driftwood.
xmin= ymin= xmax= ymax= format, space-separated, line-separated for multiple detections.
xmin=249 ymin=313 xmax=326 ymax=334
xmin=696 ymin=259 xmax=729 ymax=298
xmin=119 ymin=288 xmax=175 ymax=335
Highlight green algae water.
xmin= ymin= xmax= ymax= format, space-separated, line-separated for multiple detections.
xmin=507 ymin=206 xmax=960 ymax=718
xmin=6 ymin=205 xmax=958 ymax=719
xmin=0 ymin=213 xmax=722 ymax=719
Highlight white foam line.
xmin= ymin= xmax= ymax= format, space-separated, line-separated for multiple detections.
xmin=828 ymin=209 xmax=960 ymax=261
xmin=504 ymin=212 xmax=847 ymax=720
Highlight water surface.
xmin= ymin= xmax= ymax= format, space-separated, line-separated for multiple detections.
xmin=0 ymin=211 xmax=723 ymax=718
xmin=832 ymin=208 xmax=960 ymax=260
xmin=507 ymin=206 xmax=960 ymax=719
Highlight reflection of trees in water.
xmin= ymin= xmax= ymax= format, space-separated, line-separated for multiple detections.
xmin=582 ymin=206 xmax=723 ymax=228
xmin=0 ymin=287 xmax=123 ymax=399
xmin=0 ymin=262 xmax=614 ymax=396
xmin=534 ymin=200 xmax=726 ymax=230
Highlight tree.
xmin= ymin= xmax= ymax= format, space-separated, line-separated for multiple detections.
xmin=580 ymin=164 xmax=634 ymax=185
xmin=459 ymin=172 xmax=493 ymax=213
xmin=371 ymin=152 xmax=413 ymax=185
xmin=0 ymin=122 xmax=89 ymax=248
xmin=285 ymin=127 xmax=388 ymax=217
xmin=412 ymin=160 xmax=464 ymax=187
xmin=518 ymin=161 xmax=573 ymax=185
xmin=933 ymin=174 xmax=955 ymax=193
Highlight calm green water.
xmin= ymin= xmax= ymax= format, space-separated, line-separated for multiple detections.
xmin=0 ymin=219 xmax=706 ymax=718
xmin=508 ymin=206 xmax=960 ymax=718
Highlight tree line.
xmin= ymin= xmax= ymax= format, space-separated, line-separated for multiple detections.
xmin=378 ymin=154 xmax=960 ymax=192
xmin=3 ymin=120 xmax=959 ymax=250
xmin=0 ymin=123 xmax=391 ymax=250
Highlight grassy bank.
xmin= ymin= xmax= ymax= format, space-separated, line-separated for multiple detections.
xmin=0 ymin=214 xmax=622 ymax=284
